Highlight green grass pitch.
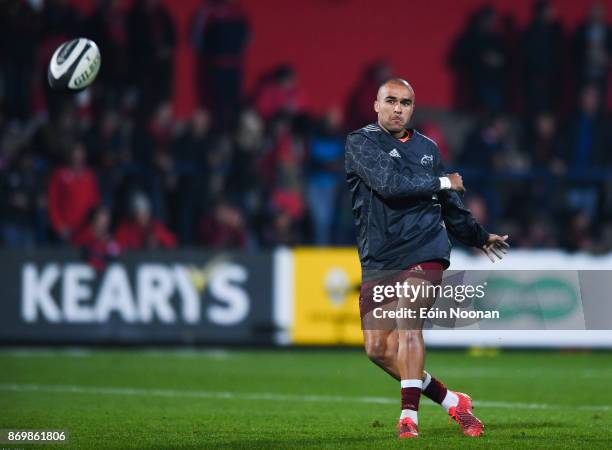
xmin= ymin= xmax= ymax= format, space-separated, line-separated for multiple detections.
xmin=1 ymin=348 xmax=611 ymax=449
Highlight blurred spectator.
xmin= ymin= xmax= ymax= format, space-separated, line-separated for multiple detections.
xmin=562 ymin=210 xmax=595 ymax=252
xmin=253 ymin=65 xmax=307 ymax=120
xmin=573 ymin=3 xmax=612 ymax=97
xmin=599 ymin=221 xmax=612 ymax=252
xmin=127 ymin=0 xmax=176 ymax=113
xmin=192 ymin=0 xmax=250 ymax=131
xmin=465 ymin=194 xmax=490 ymax=228
xmin=262 ymin=210 xmax=302 ymax=247
xmin=500 ymin=12 xmax=522 ymax=113
xmin=344 ymin=61 xmax=391 ymax=131
xmin=0 ymin=120 xmax=35 ymax=169
xmin=525 ymin=112 xmax=565 ymax=172
xmin=87 ymin=0 xmax=131 ymax=106
xmin=127 ymin=101 xmax=178 ymax=224
xmin=459 ymin=115 xmax=522 ymax=225
xmin=498 ymin=219 xmax=524 ymax=247
xmin=234 ymin=109 xmax=264 ymax=153
xmin=204 ymin=135 xmax=233 ymax=204
xmin=522 ymin=0 xmax=564 ymax=114
xmin=452 ymin=6 xmax=509 ymax=112
xmin=561 ymin=84 xmax=611 ymax=169
xmin=259 ymin=115 xmax=308 ymax=246
xmin=149 ymin=102 xmax=179 ymax=221
xmin=0 ymin=0 xmax=611 ymax=254
xmin=72 ymin=206 xmax=120 ymax=271
xmin=35 ymin=105 xmax=81 ymax=163
xmin=89 ymin=108 xmax=130 ymax=167
xmin=260 ymin=114 xmax=307 ymax=190
xmin=459 ymin=115 xmax=512 ymax=171
xmin=131 ymin=101 xmax=173 ymax=168
xmin=460 ymin=194 xmax=493 ymax=253
xmin=258 ymin=115 xmax=308 ymax=247
xmin=42 ymin=0 xmax=79 ymax=38
xmin=0 ymin=0 xmax=41 ymax=121
xmin=149 ymin=102 xmax=175 ymax=152
xmin=48 ymin=143 xmax=101 ymax=242
xmin=174 ymin=108 xmax=213 ymax=169
xmin=306 ymin=111 xmax=344 ymax=245
xmin=559 ymin=85 xmax=611 ymax=222
xmin=522 ymin=215 xmax=559 ymax=248
xmin=270 ymin=189 xmax=304 ymax=224
xmin=0 ymin=150 xmax=43 ymax=248
xmin=448 ymin=9 xmax=480 ymax=110
xmin=116 ymin=192 xmax=177 ymax=250
xmin=87 ymin=108 xmax=132 ymax=208
xmin=199 ymin=200 xmax=247 ymax=248
xmin=332 ymin=187 xmax=358 ymax=246
xmin=227 ymin=108 xmax=265 ymax=202
xmin=173 ymin=108 xmax=214 ymax=243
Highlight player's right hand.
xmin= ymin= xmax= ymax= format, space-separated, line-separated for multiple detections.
xmin=447 ymin=173 xmax=465 ymax=193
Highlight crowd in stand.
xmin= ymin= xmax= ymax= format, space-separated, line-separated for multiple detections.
xmin=447 ymin=1 xmax=612 ymax=253
xmin=1 ymin=0 xmax=612 ymax=265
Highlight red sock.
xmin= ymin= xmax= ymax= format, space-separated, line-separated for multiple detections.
xmin=423 ymin=376 xmax=448 ymax=404
xmin=401 ymin=387 xmax=421 ymax=411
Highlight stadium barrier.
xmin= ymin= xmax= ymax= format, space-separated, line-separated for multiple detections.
xmin=280 ymin=248 xmax=612 ymax=348
xmin=1 ymin=248 xmax=612 ymax=347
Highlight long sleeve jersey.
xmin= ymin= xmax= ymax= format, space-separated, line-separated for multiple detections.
xmin=345 ymin=123 xmax=489 ymax=279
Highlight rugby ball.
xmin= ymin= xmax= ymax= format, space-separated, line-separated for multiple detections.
xmin=48 ymin=38 xmax=101 ymax=91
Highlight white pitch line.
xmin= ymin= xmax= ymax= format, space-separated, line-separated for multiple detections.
xmin=0 ymin=383 xmax=609 ymax=412
xmin=4 ymin=352 xmax=612 ymax=378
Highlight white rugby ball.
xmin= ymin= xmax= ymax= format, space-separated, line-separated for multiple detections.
xmin=48 ymin=38 xmax=101 ymax=91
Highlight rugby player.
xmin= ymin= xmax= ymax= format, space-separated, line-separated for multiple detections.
xmin=345 ymin=78 xmax=509 ymax=438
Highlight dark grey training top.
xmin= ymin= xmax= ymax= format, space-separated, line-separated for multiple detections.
xmin=345 ymin=123 xmax=489 ymax=280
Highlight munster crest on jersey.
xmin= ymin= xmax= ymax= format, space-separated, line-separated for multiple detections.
xmin=420 ymin=154 xmax=434 ymax=168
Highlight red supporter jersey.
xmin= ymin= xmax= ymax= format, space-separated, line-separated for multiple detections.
xmin=116 ymin=219 xmax=177 ymax=250
xmin=48 ymin=167 xmax=100 ymax=235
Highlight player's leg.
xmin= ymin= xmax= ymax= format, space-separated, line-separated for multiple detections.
xmin=366 ymin=330 xmax=452 ymax=391
xmin=364 ymin=327 xmax=466 ymax=409
xmin=422 ymin=370 xmax=457 ymax=408
xmin=362 ymin=329 xmax=399 ymax=379
xmin=394 ymin=276 xmax=436 ymax=436
xmin=363 ymin=272 xmax=484 ymax=437
xmin=360 ymin=273 xmax=401 ymax=379
xmin=402 ymin=279 xmax=484 ymax=437
xmin=379 ymin=333 xmax=461 ymax=413
xmin=363 ymin=330 xmax=437 ymax=385
xmin=394 ymin=276 xmax=484 ymax=437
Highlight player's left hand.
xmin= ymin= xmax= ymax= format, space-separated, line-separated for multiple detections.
xmin=481 ymin=234 xmax=509 ymax=262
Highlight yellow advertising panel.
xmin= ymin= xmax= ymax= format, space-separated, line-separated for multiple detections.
xmin=292 ymin=248 xmax=363 ymax=345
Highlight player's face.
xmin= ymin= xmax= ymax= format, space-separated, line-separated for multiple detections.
xmin=374 ymin=83 xmax=415 ymax=134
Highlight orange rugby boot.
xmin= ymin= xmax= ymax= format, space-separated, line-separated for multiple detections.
xmin=448 ymin=392 xmax=484 ymax=437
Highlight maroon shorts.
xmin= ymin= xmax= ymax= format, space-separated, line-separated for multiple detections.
xmin=359 ymin=261 xmax=445 ymax=319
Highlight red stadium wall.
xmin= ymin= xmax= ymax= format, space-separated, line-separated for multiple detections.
xmin=72 ymin=0 xmax=612 ymax=118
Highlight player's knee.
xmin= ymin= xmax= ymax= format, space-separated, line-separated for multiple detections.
xmin=365 ymin=339 xmax=388 ymax=364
